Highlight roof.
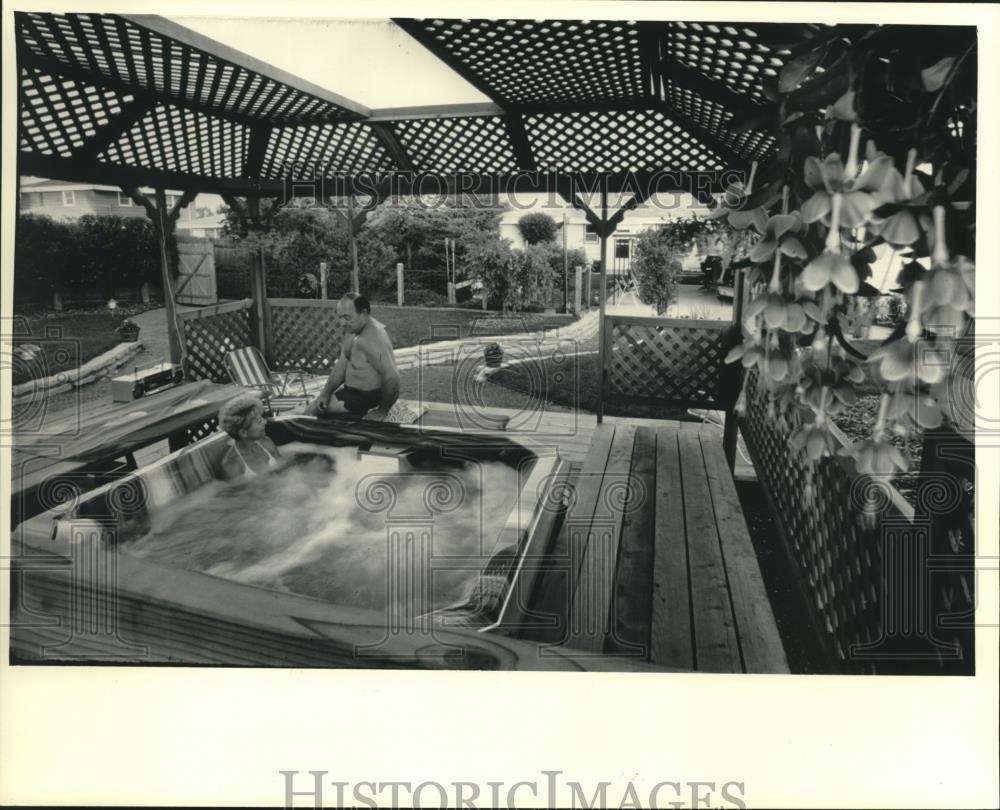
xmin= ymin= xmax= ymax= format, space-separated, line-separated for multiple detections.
xmin=14 ymin=14 xmax=830 ymax=198
xmin=175 ymin=213 xmax=226 ymax=229
xmin=19 ymin=179 xmax=182 ymax=194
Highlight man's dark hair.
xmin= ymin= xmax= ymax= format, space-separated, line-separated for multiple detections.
xmin=341 ymin=292 xmax=371 ymax=314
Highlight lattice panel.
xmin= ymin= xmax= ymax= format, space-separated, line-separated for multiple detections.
xmin=739 ymin=369 xmax=897 ymax=672
xmin=19 ymin=66 xmax=133 ymax=156
xmin=394 ymin=116 xmax=517 ymax=173
xmin=664 ymin=81 xmax=776 ymax=160
xmin=259 ymin=123 xmax=396 ymax=178
xmin=16 ymin=13 xmax=360 ymax=124
xmin=402 ymin=19 xmax=648 ymax=106
xmin=99 ymin=103 xmax=247 ymax=177
xmin=268 ymin=304 xmax=346 ymax=374
xmin=526 ymin=110 xmax=725 ymax=172
xmin=667 ymin=23 xmax=788 ymax=104
xmin=182 ymin=417 xmax=219 ymax=446
xmin=607 ymin=320 xmax=728 ymax=406
xmin=180 ymin=308 xmax=253 ymax=382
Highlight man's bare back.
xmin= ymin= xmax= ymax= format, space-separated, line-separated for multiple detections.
xmin=343 ymin=319 xmax=395 ymax=392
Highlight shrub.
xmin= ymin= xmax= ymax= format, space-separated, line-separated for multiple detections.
xmin=75 ymin=215 xmax=160 ymax=293
xmin=14 ymin=214 xmax=77 ymax=301
xmin=403 ymin=285 xmax=450 ymax=307
xmin=14 ymin=214 xmax=162 ymax=306
xmin=632 ymin=229 xmax=682 ymax=315
xmin=470 ymin=240 xmax=516 ymax=313
xmin=516 ymin=212 xmax=558 ymax=245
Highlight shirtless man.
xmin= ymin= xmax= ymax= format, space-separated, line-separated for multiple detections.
xmin=304 ymin=293 xmax=400 ymax=420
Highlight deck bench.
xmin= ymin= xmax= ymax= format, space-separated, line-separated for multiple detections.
xmin=523 ymin=422 xmax=789 ymax=673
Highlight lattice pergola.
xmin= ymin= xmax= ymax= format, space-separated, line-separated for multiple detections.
xmin=15 ymin=14 xmax=823 ymax=194
xmin=14 ymin=13 xmax=824 ymax=384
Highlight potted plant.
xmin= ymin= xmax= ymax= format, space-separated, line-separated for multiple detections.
xmin=116 ymin=318 xmax=140 ymax=342
xmin=484 ymin=342 xmax=503 ymax=368
xmin=108 ymin=299 xmax=140 ymax=342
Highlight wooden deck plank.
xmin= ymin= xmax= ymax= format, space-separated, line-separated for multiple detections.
xmin=521 ymin=424 xmax=617 ymax=644
xmin=701 ymin=437 xmax=789 ymax=673
xmin=567 ymin=424 xmax=637 ymax=653
xmin=607 ymin=425 xmax=656 ymax=658
xmin=678 ymin=432 xmax=742 ymax=672
xmin=650 ymin=428 xmax=695 ymax=669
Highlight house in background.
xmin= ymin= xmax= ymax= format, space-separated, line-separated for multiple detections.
xmin=499 ymin=191 xmax=710 ymax=279
xmin=18 ymin=176 xmax=222 ymax=224
xmin=175 ymin=212 xmax=227 ymax=240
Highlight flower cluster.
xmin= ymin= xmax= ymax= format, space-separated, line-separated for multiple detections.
xmin=722 ymin=119 xmax=974 ymax=477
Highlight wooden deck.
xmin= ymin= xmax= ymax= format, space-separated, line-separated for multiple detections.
xmin=412 ymin=401 xmax=787 ymax=672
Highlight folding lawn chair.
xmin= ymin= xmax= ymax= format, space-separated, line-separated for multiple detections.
xmin=224 ymin=346 xmax=311 ymax=415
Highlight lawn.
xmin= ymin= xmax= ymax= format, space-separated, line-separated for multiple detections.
xmin=370 ymin=306 xmax=577 ymax=349
xmin=399 ymin=334 xmax=702 ymax=420
xmin=11 ymin=311 xmax=124 ymax=385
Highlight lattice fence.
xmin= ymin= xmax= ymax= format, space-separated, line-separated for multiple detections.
xmin=178 ymin=299 xmax=254 ymax=382
xmin=604 ymin=316 xmax=733 ymax=408
xmin=268 ymin=299 xmax=346 ymax=373
xmin=738 ymin=368 xmax=942 ymax=673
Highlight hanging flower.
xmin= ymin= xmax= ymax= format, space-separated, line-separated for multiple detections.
xmin=885 ymin=389 xmax=944 ymax=431
xmin=867 ymin=149 xmax=928 ymax=246
xmin=840 ymin=393 xmax=911 ymax=474
xmin=801 ymin=194 xmax=859 ymax=293
xmin=748 ymin=212 xmax=808 ymax=264
xmin=842 ymin=436 xmax=910 ymax=474
xmin=789 ymin=420 xmax=840 ymax=461
xmin=867 ymin=338 xmax=949 ymax=386
xmin=800 ymin=126 xmax=894 ymax=228
xmin=708 ymin=161 xmax=770 ymax=233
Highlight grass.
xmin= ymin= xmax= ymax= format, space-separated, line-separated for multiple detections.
xmin=369 ymin=306 xmax=577 ymax=350
xmin=484 ymin=337 xmax=700 ymax=420
xmin=11 ymin=310 xmax=125 ymax=385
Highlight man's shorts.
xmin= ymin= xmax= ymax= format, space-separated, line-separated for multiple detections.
xmin=334 ymin=386 xmax=382 ymax=416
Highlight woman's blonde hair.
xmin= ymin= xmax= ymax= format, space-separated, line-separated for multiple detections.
xmin=218 ymin=393 xmax=264 ymax=438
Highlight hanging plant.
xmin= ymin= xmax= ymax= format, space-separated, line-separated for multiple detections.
xmin=719 ymin=24 xmax=976 ymax=477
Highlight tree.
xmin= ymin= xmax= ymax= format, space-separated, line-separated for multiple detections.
xmin=632 ymin=229 xmax=682 ymax=315
xmin=516 ymin=212 xmax=557 ymax=245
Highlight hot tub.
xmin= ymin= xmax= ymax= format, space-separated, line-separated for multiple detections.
xmin=10 ymin=415 xmax=567 ymax=667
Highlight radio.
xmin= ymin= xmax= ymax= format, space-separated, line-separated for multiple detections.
xmin=111 ymin=360 xmax=184 ymax=402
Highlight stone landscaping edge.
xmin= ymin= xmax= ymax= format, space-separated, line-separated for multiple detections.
xmin=391 ymin=310 xmax=599 ymax=372
xmin=12 ymin=341 xmax=145 ymax=402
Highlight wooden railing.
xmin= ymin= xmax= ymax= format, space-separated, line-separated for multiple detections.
xmin=266 ymin=298 xmax=346 ymax=373
xmin=601 ymin=315 xmax=736 ymax=410
xmin=177 ymin=298 xmax=254 ymax=382
xmin=737 ymin=367 xmax=979 ymax=674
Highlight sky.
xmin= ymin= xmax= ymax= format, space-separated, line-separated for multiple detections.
xmin=170 ymin=16 xmax=488 ymax=109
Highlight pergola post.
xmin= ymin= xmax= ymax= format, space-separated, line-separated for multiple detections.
xmin=562 ymin=211 xmax=569 ymax=312
xmin=153 ymin=188 xmax=184 ymax=366
xmin=723 ymin=265 xmax=748 ymax=471
xmin=250 ymin=245 xmax=270 ymax=362
xmin=597 ymin=185 xmax=609 ymax=424
xmin=348 ymin=194 xmax=360 ymax=293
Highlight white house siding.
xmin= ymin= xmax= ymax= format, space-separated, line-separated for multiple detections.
xmin=499 ymin=191 xmax=711 ymax=270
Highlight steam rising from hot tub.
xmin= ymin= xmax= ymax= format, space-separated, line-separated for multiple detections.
xmin=121 ymin=443 xmax=523 ymax=616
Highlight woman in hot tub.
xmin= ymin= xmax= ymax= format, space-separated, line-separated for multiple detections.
xmin=218 ymin=393 xmax=281 ymax=480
